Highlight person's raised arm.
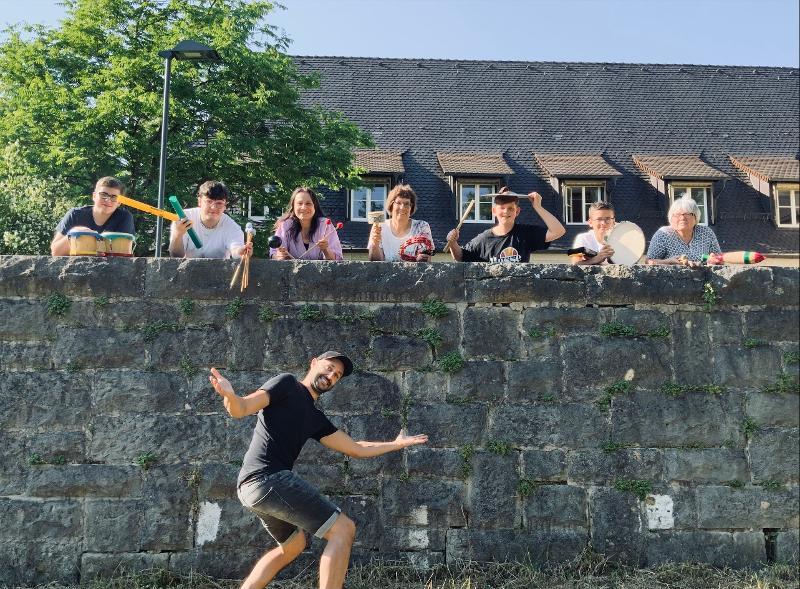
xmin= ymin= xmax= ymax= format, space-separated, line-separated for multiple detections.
xmin=320 ymin=429 xmax=428 ymax=459
xmin=445 ymin=228 xmax=464 ymax=261
xmin=168 ymin=218 xmax=190 ymax=258
xmin=209 ymin=367 xmax=270 ymax=418
xmin=528 ymin=192 xmax=565 ymax=242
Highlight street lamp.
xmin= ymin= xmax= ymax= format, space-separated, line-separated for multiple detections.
xmin=154 ymin=40 xmax=222 ymax=257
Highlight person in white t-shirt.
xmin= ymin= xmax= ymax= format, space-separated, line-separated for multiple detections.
xmin=570 ymin=201 xmax=616 ymax=265
xmin=168 ymin=181 xmax=252 ymax=259
xmin=367 ymin=184 xmax=433 ymax=262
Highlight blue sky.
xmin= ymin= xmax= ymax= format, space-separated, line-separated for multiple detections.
xmin=1 ymin=0 xmax=798 ymax=67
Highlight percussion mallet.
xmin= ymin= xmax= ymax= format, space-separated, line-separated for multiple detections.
xmin=445 ymin=200 xmax=475 ymax=254
xmin=299 ymin=220 xmax=344 ymax=259
xmin=241 ymin=222 xmax=256 ymax=291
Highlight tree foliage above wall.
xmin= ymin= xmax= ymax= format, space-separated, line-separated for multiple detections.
xmin=0 ymin=0 xmax=372 ymax=254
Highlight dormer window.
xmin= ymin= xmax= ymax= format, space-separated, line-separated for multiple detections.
xmin=350 ymin=180 xmax=389 ymax=221
xmin=633 ymin=154 xmax=726 ymax=224
xmin=437 ymin=152 xmax=512 ymax=224
xmin=533 ymin=153 xmax=621 ymax=225
xmin=730 ymin=156 xmax=800 ymax=229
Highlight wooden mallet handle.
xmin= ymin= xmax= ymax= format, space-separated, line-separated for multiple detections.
xmin=445 ymin=200 xmax=475 ymax=253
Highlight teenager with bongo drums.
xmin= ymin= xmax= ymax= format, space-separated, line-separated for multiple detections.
xmin=208 ymin=351 xmax=427 ymax=589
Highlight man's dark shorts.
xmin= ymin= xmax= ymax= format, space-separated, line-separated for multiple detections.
xmin=237 ymin=470 xmax=340 ymax=545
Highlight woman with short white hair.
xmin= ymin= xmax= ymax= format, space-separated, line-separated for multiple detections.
xmin=646 ymin=197 xmax=721 ymax=267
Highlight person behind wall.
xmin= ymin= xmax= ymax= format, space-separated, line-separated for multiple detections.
xmin=570 ymin=201 xmax=617 ymax=265
xmin=367 ymin=184 xmax=434 ymax=262
xmin=446 ymin=188 xmax=566 ymax=262
xmin=50 ymin=176 xmax=135 ymax=256
xmin=645 ymin=196 xmax=721 ymax=268
xmin=168 ymin=180 xmax=252 ymax=259
xmin=270 ymin=187 xmax=343 ymax=261
xmin=208 ymin=351 xmax=427 ymax=589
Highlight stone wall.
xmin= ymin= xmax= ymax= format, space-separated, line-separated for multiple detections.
xmin=0 ymin=255 xmax=798 ymax=585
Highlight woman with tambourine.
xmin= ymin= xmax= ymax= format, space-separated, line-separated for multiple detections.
xmin=367 ymin=184 xmax=434 ymax=262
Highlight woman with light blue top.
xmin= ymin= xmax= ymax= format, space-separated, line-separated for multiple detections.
xmin=646 ymin=196 xmax=721 ymax=268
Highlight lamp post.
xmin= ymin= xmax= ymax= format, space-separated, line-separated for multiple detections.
xmin=154 ymin=40 xmax=222 ymax=257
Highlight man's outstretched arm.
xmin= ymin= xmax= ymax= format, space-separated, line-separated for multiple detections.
xmin=320 ymin=430 xmax=428 ymax=459
xmin=209 ymin=367 xmax=269 ymax=418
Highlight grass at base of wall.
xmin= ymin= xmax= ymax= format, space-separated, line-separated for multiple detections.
xmin=14 ymin=558 xmax=798 ymax=589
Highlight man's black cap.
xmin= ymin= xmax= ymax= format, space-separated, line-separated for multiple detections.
xmin=317 ymin=351 xmax=354 ymax=377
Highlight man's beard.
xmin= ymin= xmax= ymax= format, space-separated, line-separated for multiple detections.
xmin=310 ymin=374 xmax=333 ymax=395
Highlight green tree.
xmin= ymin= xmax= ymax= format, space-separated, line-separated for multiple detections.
xmin=0 ymin=0 xmax=371 ymax=254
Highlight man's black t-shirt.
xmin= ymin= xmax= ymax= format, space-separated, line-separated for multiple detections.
xmin=237 ymin=373 xmax=338 ymax=487
xmin=55 ymin=205 xmax=135 ymax=235
xmin=461 ymin=223 xmax=549 ymax=263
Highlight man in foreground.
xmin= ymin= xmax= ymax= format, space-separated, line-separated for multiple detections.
xmin=208 ymin=351 xmax=428 ymax=589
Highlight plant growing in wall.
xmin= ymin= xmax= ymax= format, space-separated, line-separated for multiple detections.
xmin=46 ymin=292 xmax=70 ymax=316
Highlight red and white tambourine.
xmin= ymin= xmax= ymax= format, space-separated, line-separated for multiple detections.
xmin=399 ymin=235 xmax=434 ymax=262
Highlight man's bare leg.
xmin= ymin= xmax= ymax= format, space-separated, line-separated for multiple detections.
xmin=241 ymin=530 xmax=306 ymax=589
xmin=319 ymin=515 xmax=356 ymax=589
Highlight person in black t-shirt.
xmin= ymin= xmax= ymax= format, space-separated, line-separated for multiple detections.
xmin=50 ymin=176 xmax=135 ymax=256
xmin=446 ymin=189 xmax=565 ymax=263
xmin=208 ymin=350 xmax=428 ymax=589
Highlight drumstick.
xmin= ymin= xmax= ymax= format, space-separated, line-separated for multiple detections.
xmin=298 ymin=221 xmax=344 ymax=259
xmin=117 ymin=195 xmax=179 ymax=222
xmin=241 ymin=224 xmax=255 ymax=291
xmin=445 ymin=200 xmax=475 ymax=253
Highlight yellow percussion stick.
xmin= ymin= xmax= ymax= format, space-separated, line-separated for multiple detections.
xmin=445 ymin=200 xmax=475 ymax=253
xmin=117 ymin=195 xmax=179 ymax=222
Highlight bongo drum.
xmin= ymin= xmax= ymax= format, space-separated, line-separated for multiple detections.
xmin=67 ymin=229 xmax=102 ymax=256
xmin=606 ymin=221 xmax=645 ymax=265
xmin=101 ymin=232 xmax=136 ymax=257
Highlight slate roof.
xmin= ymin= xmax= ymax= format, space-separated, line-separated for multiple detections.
xmin=535 ymin=153 xmax=621 ymax=178
xmin=437 ymin=152 xmax=513 ymax=176
xmin=353 ymin=149 xmax=405 ymax=174
xmin=729 ymin=155 xmax=800 ymax=182
xmin=292 ymin=56 xmax=800 ymax=255
xmin=633 ymin=155 xmax=726 ymax=179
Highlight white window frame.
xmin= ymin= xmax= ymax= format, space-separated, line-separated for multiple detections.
xmin=457 ymin=179 xmax=499 ymax=224
xmin=561 ymin=181 xmax=606 ymax=225
xmin=669 ymin=182 xmax=711 ymax=226
xmin=774 ymin=183 xmax=800 ymax=228
xmin=349 ymin=178 xmax=390 ymax=221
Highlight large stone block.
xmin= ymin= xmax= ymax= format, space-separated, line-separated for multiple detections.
xmin=524 ymin=484 xmax=587 ymax=528
xmin=696 ymin=485 xmax=799 ymax=529
xmin=645 ymin=530 xmax=766 ymax=568
xmin=0 ymin=541 xmax=81 ymax=586
xmin=0 ymin=371 xmax=93 ymax=427
xmin=403 ymin=370 xmax=449 ymax=403
xmin=0 ymin=255 xmax=146 ymax=298
xmin=585 ymin=265 xmax=704 ymax=306
xmin=671 ymin=311 xmax=714 ymax=386
xmin=709 ymin=266 xmax=790 ymax=308
xmin=0 ymin=498 xmax=82 ymax=542
xmin=51 ymin=327 xmax=145 ymax=369
xmin=462 ymin=306 xmax=522 ymax=360
xmin=0 ymin=340 xmax=53 ymax=370
xmin=169 ymin=545 xmax=266 ymax=579
xmin=381 ymin=527 xmax=447 ymax=552
xmin=709 ymin=311 xmax=745 ymax=346
xmin=744 ymin=309 xmax=800 ymax=343
xmin=523 ymin=305 xmax=612 ymax=337
xmin=450 ymin=527 xmax=588 ymax=563
xmin=588 ymin=487 xmax=647 ymax=565
xmin=771 ymin=267 xmax=800 ymax=307
xmin=714 ymin=345 xmax=784 ymax=389
xmin=382 ymin=478 xmax=467 ymax=528
xmin=470 ymin=451 xmax=519 ymax=528
xmin=465 ymin=263 xmax=586 ymax=304
xmin=25 ymin=464 xmax=143 ymax=498
xmin=448 ymin=360 xmax=505 ymax=402
xmin=746 ymin=392 xmax=800 ymax=427
xmin=26 ymin=429 xmax=87 ymax=464
xmin=506 ymin=358 xmax=563 ymax=402
xmin=89 ymin=414 xmax=249 ymax=464
xmin=567 ymin=449 xmax=664 ymax=484
xmin=92 ymin=369 xmax=186 ymax=414
xmin=612 ymin=391 xmax=745 ymax=448
xmin=749 ymin=427 xmax=800 ymax=483
xmin=83 ymin=498 xmax=143 ymax=551
xmin=664 ymin=449 xmax=749 ymax=483
xmin=521 ymin=450 xmax=567 ymax=482
xmin=80 ymin=552 xmax=169 ymax=580
xmin=489 ymin=403 xmax=608 ymax=449
xmin=407 ymin=447 xmax=463 ymax=478
xmin=407 ymin=403 xmax=487 ymax=447
xmin=563 ymin=335 xmax=670 ymax=390
xmin=774 ymin=529 xmax=800 ymax=565
xmin=370 ymin=334 xmax=432 ymax=370
xmin=318 ymin=371 xmax=401 ymax=414
xmin=0 ymin=298 xmax=49 ymax=340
